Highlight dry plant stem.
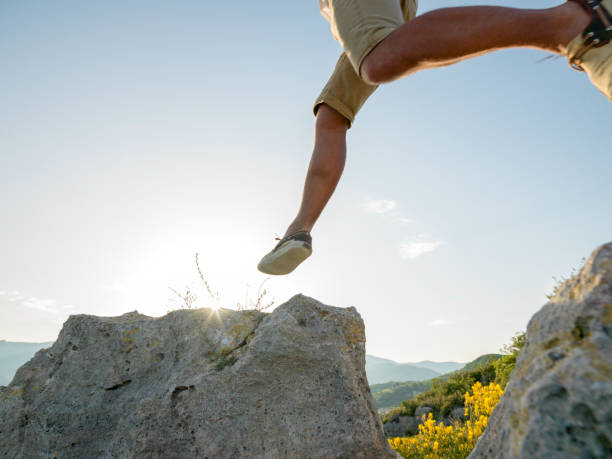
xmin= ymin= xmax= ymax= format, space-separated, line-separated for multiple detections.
xmin=255 ymin=278 xmax=275 ymax=311
xmin=284 ymin=104 xmax=348 ymax=238
xmin=361 ymin=3 xmax=590 ymax=84
xmin=168 ymin=287 xmax=197 ymax=309
xmin=237 ymin=278 xmax=274 ymax=312
xmin=195 ymin=253 xmax=219 ymax=300
xmin=171 ymin=255 xmax=274 ymax=311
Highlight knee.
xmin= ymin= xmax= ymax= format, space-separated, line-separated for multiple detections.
xmin=360 ymin=54 xmax=392 ymax=85
xmin=315 ymin=104 xmax=349 ymax=131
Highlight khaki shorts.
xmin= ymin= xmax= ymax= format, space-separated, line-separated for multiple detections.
xmin=314 ymin=0 xmax=418 ymax=127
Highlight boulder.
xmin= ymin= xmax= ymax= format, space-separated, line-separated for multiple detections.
xmin=414 ymin=405 xmax=433 ymax=422
xmin=386 ymin=411 xmax=401 ymax=424
xmin=384 ymin=414 xmax=419 ymax=437
xmin=448 ymin=406 xmax=466 ymax=423
xmin=0 ymin=294 xmax=397 ymax=458
xmin=470 ymin=242 xmax=612 ymax=459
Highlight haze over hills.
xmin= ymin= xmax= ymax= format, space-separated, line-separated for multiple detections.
xmin=365 ymin=355 xmax=465 ymax=385
xmin=410 ymin=360 xmax=466 ymax=374
xmin=0 ymin=340 xmax=53 ymax=385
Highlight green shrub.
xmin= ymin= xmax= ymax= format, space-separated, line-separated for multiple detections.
xmin=372 ymin=380 xmax=432 ymax=410
xmin=383 ymin=332 xmax=527 ymax=425
xmin=494 ymin=354 xmax=516 ymax=388
xmin=494 ymin=331 xmax=526 ymax=388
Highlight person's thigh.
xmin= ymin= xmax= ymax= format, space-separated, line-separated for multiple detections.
xmin=330 ymin=0 xmax=418 ymax=77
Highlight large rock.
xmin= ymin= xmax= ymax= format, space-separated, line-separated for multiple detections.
xmin=414 ymin=405 xmax=433 ymax=421
xmin=0 ymin=294 xmax=396 ymax=458
xmin=384 ymin=413 xmax=418 ymax=437
xmin=470 ymin=243 xmax=612 ymax=459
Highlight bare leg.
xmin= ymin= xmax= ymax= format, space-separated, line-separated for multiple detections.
xmin=281 ymin=3 xmax=590 ymax=239
xmin=361 ymin=2 xmax=591 ymax=84
xmin=284 ymin=104 xmax=348 ymax=237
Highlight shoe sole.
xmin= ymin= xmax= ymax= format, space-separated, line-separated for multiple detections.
xmin=258 ymin=240 xmax=312 ymax=275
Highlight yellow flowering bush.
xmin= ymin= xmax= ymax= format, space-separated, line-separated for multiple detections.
xmin=389 ymin=382 xmax=503 ymax=459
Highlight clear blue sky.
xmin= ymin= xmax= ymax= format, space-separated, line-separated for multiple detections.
xmin=1 ymin=0 xmax=610 ymax=362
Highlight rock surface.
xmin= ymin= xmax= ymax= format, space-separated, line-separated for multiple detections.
xmin=414 ymin=405 xmax=433 ymax=421
xmin=470 ymin=242 xmax=612 ymax=459
xmin=0 ymin=294 xmax=396 ymax=458
xmin=383 ymin=413 xmax=418 ymax=437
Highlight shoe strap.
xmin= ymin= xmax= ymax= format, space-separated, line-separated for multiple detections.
xmin=569 ymin=0 xmax=612 ymax=70
xmin=273 ymin=230 xmax=312 ymax=251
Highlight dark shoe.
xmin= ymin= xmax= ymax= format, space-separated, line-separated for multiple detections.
xmin=257 ymin=230 xmax=312 ymax=275
xmin=567 ymin=0 xmax=612 ymax=100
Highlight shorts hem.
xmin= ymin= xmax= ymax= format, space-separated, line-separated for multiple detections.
xmin=313 ymin=97 xmax=355 ymax=129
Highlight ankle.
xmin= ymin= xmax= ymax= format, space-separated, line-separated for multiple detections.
xmin=284 ymin=223 xmax=311 ymax=238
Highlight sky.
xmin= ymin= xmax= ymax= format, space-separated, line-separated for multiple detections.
xmin=1 ymin=0 xmax=610 ymax=363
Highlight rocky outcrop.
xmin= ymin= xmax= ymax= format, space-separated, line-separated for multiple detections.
xmin=414 ymin=405 xmax=433 ymax=421
xmin=0 ymin=294 xmax=396 ymax=458
xmin=383 ymin=403 xmax=465 ymax=438
xmin=384 ymin=412 xmax=419 ymax=437
xmin=470 ymin=243 xmax=612 ymax=459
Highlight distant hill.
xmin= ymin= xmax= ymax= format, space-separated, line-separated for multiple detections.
xmin=371 ymin=353 xmax=502 ymax=410
xmin=365 ymin=355 xmax=464 ymax=385
xmin=0 ymin=340 xmax=54 ymax=386
xmin=461 ymin=354 xmax=501 ymax=372
xmin=371 ymin=380 xmax=433 ymax=410
xmin=411 ymin=360 xmax=465 ymax=374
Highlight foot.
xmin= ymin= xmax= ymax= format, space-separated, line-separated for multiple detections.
xmin=566 ymin=0 xmax=612 ymax=100
xmin=257 ymin=230 xmax=313 ymax=275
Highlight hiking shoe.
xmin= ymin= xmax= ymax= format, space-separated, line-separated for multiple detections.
xmin=257 ymin=230 xmax=312 ymax=275
xmin=567 ymin=0 xmax=612 ymax=100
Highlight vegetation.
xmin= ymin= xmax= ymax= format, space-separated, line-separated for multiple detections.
xmin=214 ymin=352 xmax=238 ymax=371
xmin=546 ymin=257 xmax=585 ymax=300
xmin=168 ymin=253 xmax=274 ymax=312
xmin=389 ymin=358 xmax=497 ymax=420
xmin=493 ymin=331 xmax=527 ymax=388
xmin=382 ymin=332 xmax=525 ymax=423
xmin=373 ymin=354 xmax=501 ymax=411
xmin=385 ymin=331 xmax=527 ymax=458
xmin=372 ymin=380 xmax=433 ymax=410
xmin=389 ymin=381 xmax=503 ymax=458
xmin=459 ymin=354 xmax=500 ymax=373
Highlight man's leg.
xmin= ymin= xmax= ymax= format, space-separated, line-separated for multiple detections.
xmin=361 ymin=2 xmax=591 ymax=84
xmin=283 ymin=104 xmax=348 ymax=238
xmin=257 ymin=51 xmax=377 ymax=275
xmin=256 ymin=104 xmax=348 ymax=275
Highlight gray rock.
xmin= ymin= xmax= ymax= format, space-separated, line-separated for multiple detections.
xmin=448 ymin=406 xmax=466 ymax=423
xmin=414 ymin=405 xmax=433 ymax=422
xmin=470 ymin=242 xmax=612 ymax=459
xmin=400 ymin=415 xmax=419 ymax=435
xmin=386 ymin=411 xmax=401 ymax=424
xmin=0 ymin=294 xmax=397 ymax=458
xmin=384 ymin=415 xmax=418 ymax=437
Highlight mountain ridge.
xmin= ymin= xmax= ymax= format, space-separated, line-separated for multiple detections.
xmin=365 ymin=355 xmax=466 ymax=385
